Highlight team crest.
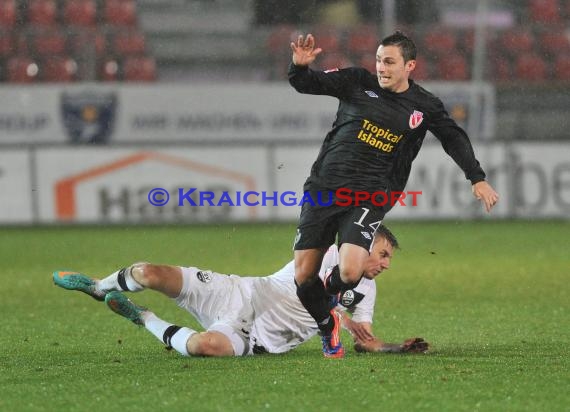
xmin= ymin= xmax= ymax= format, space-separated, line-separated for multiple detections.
xmin=409 ymin=110 xmax=424 ymax=129
xmin=340 ymin=289 xmax=365 ymax=308
xmin=341 ymin=290 xmax=355 ymax=306
xmin=61 ymin=92 xmax=117 ymax=143
xmin=196 ymin=270 xmax=212 ymax=283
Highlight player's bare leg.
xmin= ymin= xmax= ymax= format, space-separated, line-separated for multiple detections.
xmin=106 ymin=291 xmax=238 ymax=357
xmin=186 ymin=332 xmax=235 ymax=356
xmin=54 ymin=263 xmax=184 ymax=299
xmin=128 ymin=264 xmax=183 ymax=298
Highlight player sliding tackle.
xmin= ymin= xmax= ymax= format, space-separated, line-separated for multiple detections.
xmin=53 ymin=225 xmax=428 ymax=356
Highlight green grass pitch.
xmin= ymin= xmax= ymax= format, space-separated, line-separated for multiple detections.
xmin=1 ymin=221 xmax=568 ymax=412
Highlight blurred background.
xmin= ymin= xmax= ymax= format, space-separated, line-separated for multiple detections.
xmin=0 ymin=0 xmax=569 ymax=224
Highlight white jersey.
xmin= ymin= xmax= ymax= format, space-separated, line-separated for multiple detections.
xmin=176 ymin=244 xmax=376 ymax=355
xmin=248 ymin=244 xmax=376 ymax=354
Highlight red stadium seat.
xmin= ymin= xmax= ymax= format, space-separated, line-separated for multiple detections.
xmin=0 ymin=0 xmax=17 ymax=27
xmin=69 ymin=29 xmax=107 ymax=58
xmin=539 ymin=31 xmax=570 ymax=55
xmin=460 ymin=29 xmax=495 ymax=56
xmin=312 ymin=26 xmax=341 ymax=54
xmin=346 ymin=26 xmax=379 ymax=56
xmin=27 ymin=0 xmax=58 ymax=26
xmin=554 ymin=54 xmax=570 ymax=80
xmin=437 ymin=52 xmax=469 ymax=80
xmin=514 ymin=52 xmax=547 ymax=81
xmin=317 ymin=52 xmax=352 ymax=71
xmin=410 ymin=55 xmax=430 ymax=81
xmin=62 ymin=0 xmax=98 ymax=27
xmin=500 ymin=29 xmax=534 ymax=56
xmin=423 ymin=29 xmax=458 ymax=57
xmin=0 ymin=32 xmax=13 ymax=58
xmin=99 ymin=57 xmax=120 ymax=81
xmin=490 ymin=56 xmax=512 ymax=81
xmin=30 ymin=28 xmax=67 ymax=56
xmin=266 ymin=24 xmax=298 ymax=56
xmin=123 ymin=55 xmax=156 ymax=81
xmin=528 ymin=0 xmax=561 ymax=23
xmin=41 ymin=55 xmax=78 ymax=82
xmin=12 ymin=32 xmax=29 ymax=54
xmin=103 ymin=0 xmax=137 ymax=26
xmin=112 ymin=30 xmax=146 ymax=55
xmin=358 ymin=54 xmax=375 ymax=73
xmin=6 ymin=55 xmax=39 ymax=83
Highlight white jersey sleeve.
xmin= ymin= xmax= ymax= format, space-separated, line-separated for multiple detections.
xmin=249 ymin=244 xmax=376 ymax=353
xmin=345 ymin=278 xmax=376 ymax=324
xmin=249 ymin=245 xmax=340 ymax=353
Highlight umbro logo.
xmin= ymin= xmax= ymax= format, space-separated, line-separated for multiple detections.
xmin=365 ymin=90 xmax=379 ymax=98
xmin=361 ymin=231 xmax=372 ymax=240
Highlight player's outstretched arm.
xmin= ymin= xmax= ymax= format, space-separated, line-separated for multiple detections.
xmin=290 ymin=34 xmax=322 ymax=66
xmin=354 ymin=337 xmax=429 ymax=353
xmin=472 ymin=181 xmax=499 ymax=212
xmin=340 ymin=311 xmax=429 ymax=353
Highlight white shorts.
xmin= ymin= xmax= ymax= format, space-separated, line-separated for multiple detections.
xmin=174 ymin=267 xmax=256 ymax=356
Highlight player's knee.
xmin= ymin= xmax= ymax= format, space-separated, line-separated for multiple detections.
xmin=130 ymin=262 xmax=157 ymax=287
xmin=294 ymin=267 xmax=315 ymax=285
xmin=187 ymin=332 xmax=233 ymax=357
xmin=294 ymin=261 xmax=321 ymax=285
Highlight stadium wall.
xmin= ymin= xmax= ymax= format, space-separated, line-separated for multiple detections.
xmin=0 ymin=82 xmax=495 ymax=143
xmin=0 ymin=84 xmax=568 ymax=224
xmin=1 ymin=142 xmax=569 ymax=224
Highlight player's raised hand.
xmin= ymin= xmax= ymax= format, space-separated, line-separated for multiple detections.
xmin=290 ymin=34 xmax=322 ymax=66
xmin=472 ymin=181 xmax=499 ymax=212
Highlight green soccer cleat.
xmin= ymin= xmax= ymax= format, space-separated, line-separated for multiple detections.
xmin=53 ymin=270 xmax=105 ymax=301
xmin=105 ymin=291 xmax=146 ymax=326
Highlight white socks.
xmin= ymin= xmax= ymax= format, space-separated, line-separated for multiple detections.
xmin=98 ymin=265 xmax=144 ymax=293
xmin=142 ymin=312 xmax=196 ymax=356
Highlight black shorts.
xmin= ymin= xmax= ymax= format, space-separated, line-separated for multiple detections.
xmin=293 ymin=197 xmax=387 ymax=251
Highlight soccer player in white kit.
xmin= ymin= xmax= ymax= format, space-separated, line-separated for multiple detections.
xmin=53 ymin=225 xmax=428 ymax=356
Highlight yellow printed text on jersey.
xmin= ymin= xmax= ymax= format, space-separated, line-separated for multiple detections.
xmin=356 ymin=119 xmax=404 ymax=153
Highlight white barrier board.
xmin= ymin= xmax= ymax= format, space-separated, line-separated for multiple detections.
xmin=0 ymin=150 xmax=33 ymax=223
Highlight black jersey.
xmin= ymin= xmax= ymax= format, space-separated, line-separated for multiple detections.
xmin=288 ymin=63 xmax=486 ymax=194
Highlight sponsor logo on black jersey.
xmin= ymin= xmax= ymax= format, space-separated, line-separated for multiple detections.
xmin=196 ymin=270 xmax=212 ymax=283
xmin=365 ymin=90 xmax=379 ymax=98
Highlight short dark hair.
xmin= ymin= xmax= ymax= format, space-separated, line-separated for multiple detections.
xmin=375 ymin=224 xmax=399 ymax=249
xmin=381 ymin=31 xmax=417 ymax=62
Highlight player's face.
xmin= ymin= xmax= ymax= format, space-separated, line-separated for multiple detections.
xmin=362 ymin=237 xmax=394 ymax=279
xmin=376 ymin=45 xmax=415 ymax=93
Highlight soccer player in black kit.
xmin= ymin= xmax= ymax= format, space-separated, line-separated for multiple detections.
xmin=289 ymin=32 xmax=499 ymax=358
